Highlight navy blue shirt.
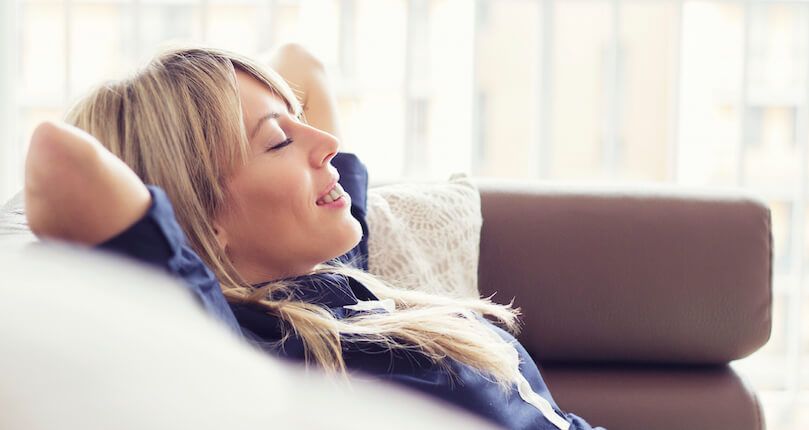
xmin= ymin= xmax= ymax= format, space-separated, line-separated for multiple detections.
xmin=98 ymin=185 xmax=243 ymax=336
xmin=99 ymin=152 xmax=604 ymax=430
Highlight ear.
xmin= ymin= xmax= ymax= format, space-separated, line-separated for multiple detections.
xmin=212 ymin=222 xmax=229 ymax=250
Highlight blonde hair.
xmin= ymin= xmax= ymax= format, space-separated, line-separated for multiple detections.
xmin=66 ymin=46 xmax=524 ymax=391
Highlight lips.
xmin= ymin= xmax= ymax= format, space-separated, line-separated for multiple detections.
xmin=316 ymin=175 xmax=348 ymax=206
xmin=316 ymin=182 xmax=347 ymax=205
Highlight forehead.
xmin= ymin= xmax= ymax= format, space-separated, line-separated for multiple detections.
xmin=235 ymin=70 xmax=288 ymax=122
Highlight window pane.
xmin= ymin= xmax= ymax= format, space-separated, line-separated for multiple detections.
xmin=206 ymin=4 xmax=260 ymax=53
xmin=804 ymin=283 xmax=809 ymax=390
xmin=297 ymin=0 xmax=341 ymax=67
xmin=421 ymin=0 xmax=474 ymax=177
xmin=771 ymin=199 xmax=794 ymax=272
xmin=550 ymin=1 xmax=612 ymax=181
xmin=618 ymin=1 xmax=679 ymax=182
xmin=745 ymin=106 xmax=800 ymax=193
xmin=338 ymin=0 xmax=407 ymax=180
xmin=474 ymin=0 xmax=541 ymax=178
xmin=69 ymin=3 xmax=131 ymax=99
xmin=748 ymin=3 xmax=808 ymax=102
xmin=678 ymin=1 xmax=744 ymax=187
xmin=805 ymin=205 xmax=809 ymax=273
xmin=271 ymin=3 xmax=304 ymax=48
xmin=804 ymin=289 xmax=809 ymax=391
xmin=743 ymin=3 xmax=808 ymax=195
xmin=353 ymin=0 xmax=405 ymax=87
xmin=20 ymin=3 xmax=65 ymax=103
xmin=141 ymin=4 xmax=202 ymax=53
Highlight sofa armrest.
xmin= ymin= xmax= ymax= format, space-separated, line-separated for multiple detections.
xmin=0 ymin=244 xmax=498 ymax=430
xmin=475 ymin=179 xmax=772 ymax=365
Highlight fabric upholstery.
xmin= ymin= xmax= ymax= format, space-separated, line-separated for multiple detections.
xmin=475 ymin=179 xmax=772 ymax=365
xmin=367 ymin=173 xmax=481 ymax=300
xmin=0 ymin=244 xmax=495 ymax=430
xmin=542 ymin=364 xmax=764 ymax=430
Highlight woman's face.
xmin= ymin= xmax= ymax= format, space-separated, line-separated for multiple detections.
xmin=214 ymin=70 xmax=362 ymax=283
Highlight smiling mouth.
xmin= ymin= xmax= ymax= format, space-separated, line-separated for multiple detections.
xmin=316 ymin=183 xmax=347 ymax=205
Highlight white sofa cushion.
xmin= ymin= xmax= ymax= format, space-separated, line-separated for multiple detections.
xmin=366 ymin=173 xmax=482 ymax=300
xmin=0 ymin=244 xmax=496 ymax=430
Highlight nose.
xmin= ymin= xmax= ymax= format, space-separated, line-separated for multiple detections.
xmin=307 ymin=124 xmax=340 ymax=167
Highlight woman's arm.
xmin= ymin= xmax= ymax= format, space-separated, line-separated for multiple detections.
xmin=24 ymin=121 xmax=151 ymax=245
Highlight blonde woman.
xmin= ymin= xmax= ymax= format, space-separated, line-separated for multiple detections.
xmin=24 ymin=44 xmax=604 ymax=430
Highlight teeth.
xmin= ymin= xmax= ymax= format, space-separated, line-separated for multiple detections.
xmin=317 ymin=183 xmax=345 ymax=205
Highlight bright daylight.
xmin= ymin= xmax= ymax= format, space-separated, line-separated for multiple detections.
xmin=0 ymin=1 xmax=806 ymax=429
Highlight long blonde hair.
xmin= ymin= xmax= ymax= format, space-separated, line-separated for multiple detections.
xmin=66 ymin=46 xmax=524 ymax=391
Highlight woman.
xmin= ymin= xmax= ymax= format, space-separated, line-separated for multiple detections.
xmin=24 ymin=44 xmax=604 ymax=430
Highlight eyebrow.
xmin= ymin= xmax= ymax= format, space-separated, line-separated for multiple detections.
xmin=249 ymin=112 xmax=281 ymax=140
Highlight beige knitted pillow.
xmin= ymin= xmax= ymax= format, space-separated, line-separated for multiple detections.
xmin=366 ymin=174 xmax=482 ymax=300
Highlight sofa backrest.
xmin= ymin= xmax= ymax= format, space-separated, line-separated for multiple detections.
xmin=476 ymin=179 xmax=773 ymax=366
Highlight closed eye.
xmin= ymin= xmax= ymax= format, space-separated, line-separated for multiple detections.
xmin=267 ymin=137 xmax=293 ymax=152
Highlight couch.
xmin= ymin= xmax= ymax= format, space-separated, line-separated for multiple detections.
xmin=0 ymin=178 xmax=772 ymax=430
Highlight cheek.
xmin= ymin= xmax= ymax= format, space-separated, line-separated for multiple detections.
xmin=239 ymin=169 xmax=313 ymax=234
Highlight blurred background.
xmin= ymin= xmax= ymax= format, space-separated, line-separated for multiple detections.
xmin=1 ymin=0 xmax=807 ymax=427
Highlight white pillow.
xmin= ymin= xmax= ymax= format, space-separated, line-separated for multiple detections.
xmin=366 ymin=173 xmax=482 ymax=300
xmin=0 ymin=244 xmax=497 ymax=430
xmin=0 ymin=192 xmax=36 ymax=251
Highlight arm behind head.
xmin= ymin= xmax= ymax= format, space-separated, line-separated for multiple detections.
xmin=24 ymin=121 xmax=151 ymax=245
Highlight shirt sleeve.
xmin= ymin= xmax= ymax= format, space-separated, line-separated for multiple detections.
xmin=331 ymin=152 xmax=370 ymax=270
xmin=96 ymin=185 xmax=243 ymax=336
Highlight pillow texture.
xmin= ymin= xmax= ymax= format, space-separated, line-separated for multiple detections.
xmin=366 ymin=173 xmax=482 ymax=300
xmin=0 ymin=192 xmax=36 ymax=250
xmin=0 ymin=192 xmax=27 ymax=234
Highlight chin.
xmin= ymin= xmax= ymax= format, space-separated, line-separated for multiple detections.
xmin=347 ymin=218 xmax=364 ymax=248
xmin=328 ymin=219 xmax=364 ymax=261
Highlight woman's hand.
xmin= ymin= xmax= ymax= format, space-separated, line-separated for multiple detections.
xmin=24 ymin=121 xmax=151 ymax=245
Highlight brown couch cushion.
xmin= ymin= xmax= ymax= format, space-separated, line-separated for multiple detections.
xmin=542 ymin=364 xmax=764 ymax=430
xmin=476 ymin=179 xmax=772 ymax=365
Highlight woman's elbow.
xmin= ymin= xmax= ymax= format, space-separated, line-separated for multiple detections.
xmin=24 ymin=121 xmax=96 ymax=239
